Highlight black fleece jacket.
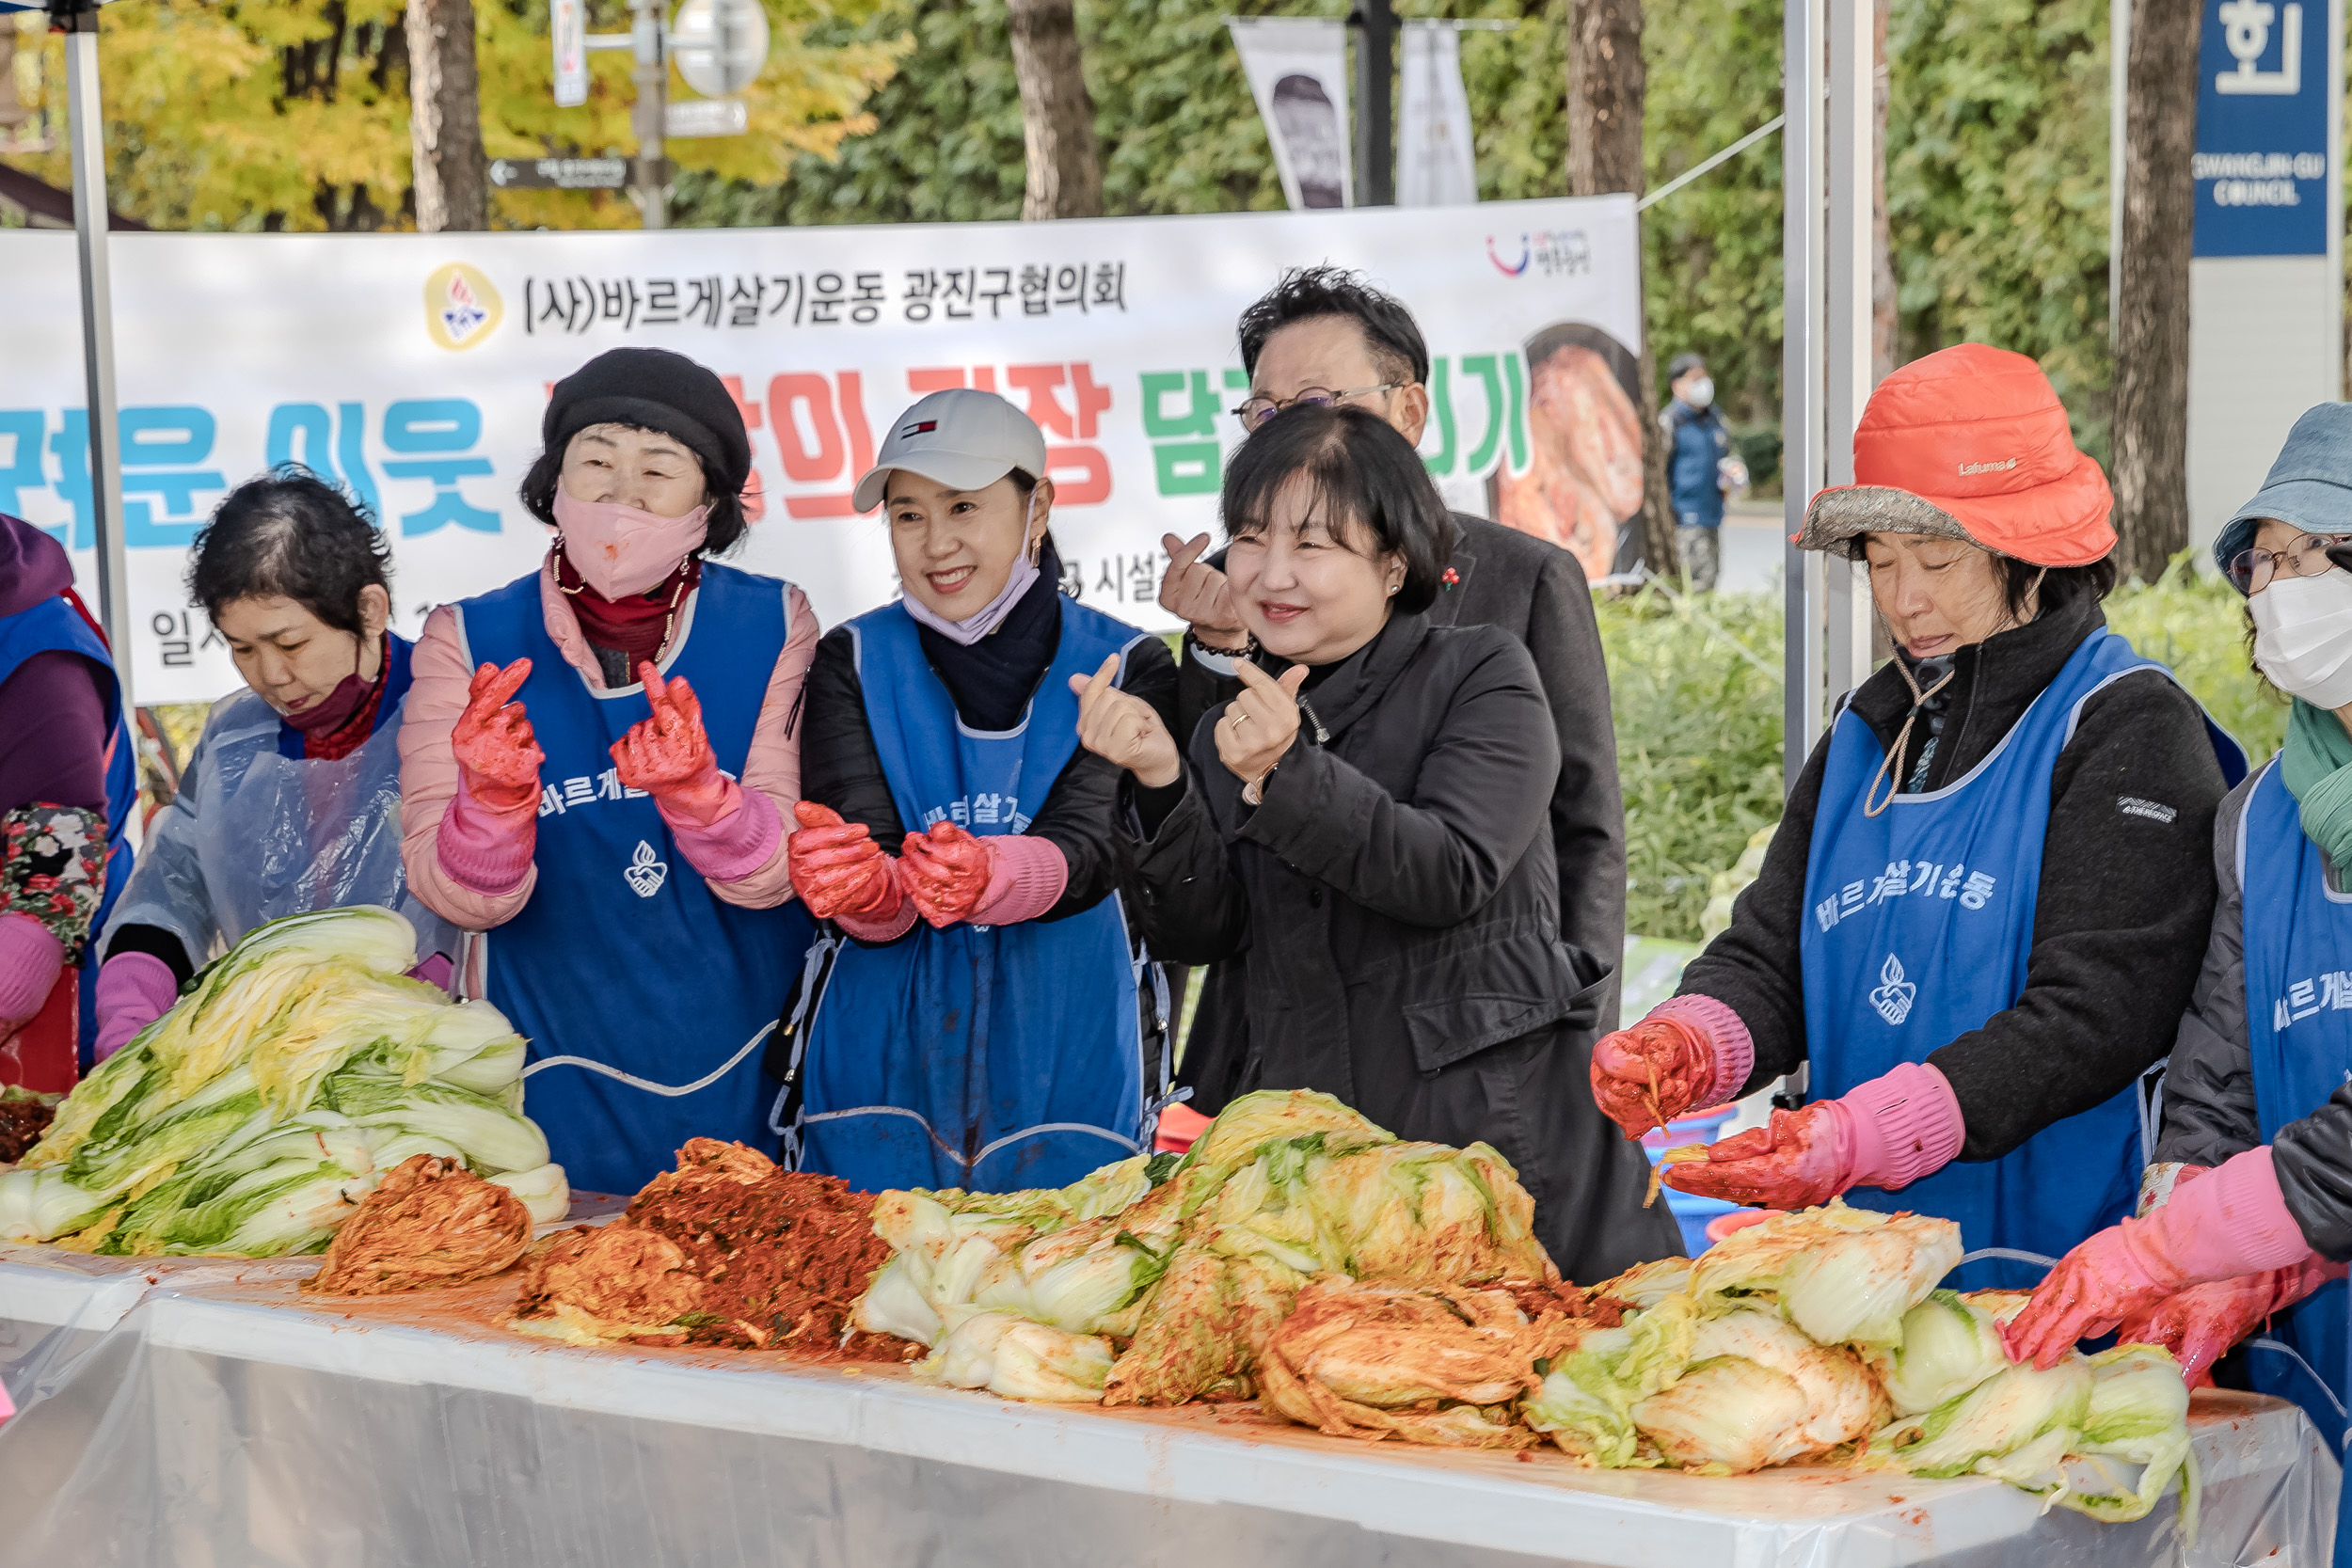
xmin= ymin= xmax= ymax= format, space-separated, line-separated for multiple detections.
xmin=1676 ymin=588 xmax=2230 ymax=1161
xmin=799 ymin=595 xmax=1179 ymax=927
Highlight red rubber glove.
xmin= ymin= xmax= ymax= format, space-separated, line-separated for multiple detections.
xmin=1660 ymin=1101 xmax=1852 ymax=1210
xmin=899 ymin=821 xmax=995 ymax=928
xmin=2111 ymin=1259 xmax=2342 ymax=1386
xmin=612 ymin=664 xmax=735 ymax=828
xmin=2005 ymin=1148 xmax=2317 ymax=1369
xmin=787 ymin=801 xmax=900 ymax=922
xmin=451 ymin=658 xmax=544 ymax=816
xmin=1591 ymin=1014 xmax=1719 ymax=1139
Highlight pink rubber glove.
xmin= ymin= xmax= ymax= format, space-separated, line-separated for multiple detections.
xmin=788 ymin=802 xmax=904 ymax=924
xmin=0 ymin=913 xmax=63 ymax=1035
xmin=1661 ymin=1061 xmax=1963 ymax=1209
xmin=2006 ymin=1146 xmax=2317 ymax=1368
xmin=965 ymin=834 xmax=1068 ymax=927
xmin=612 ymin=665 xmax=735 ymax=828
xmin=899 ymin=821 xmax=994 ymax=928
xmin=437 ymin=659 xmax=544 ymax=896
xmin=93 ymin=950 xmax=178 ymax=1061
xmin=2113 ymin=1257 xmax=2346 ymax=1386
xmin=1590 ymin=994 xmax=1753 ymax=1138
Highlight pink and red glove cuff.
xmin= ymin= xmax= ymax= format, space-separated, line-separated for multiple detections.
xmin=93 ymin=950 xmax=178 ymax=1061
xmin=2146 ymin=1147 xmax=2315 ymax=1281
xmin=661 ymin=784 xmax=780 ymax=884
xmin=968 ymin=835 xmax=1069 ymax=927
xmin=1646 ymin=993 xmax=1755 ymax=1109
xmin=1836 ymin=1061 xmax=1966 ymax=1193
xmin=0 ymin=912 xmax=64 ymax=1032
xmin=835 ymin=878 xmax=917 ymax=942
xmin=436 ymin=773 xmax=537 ymax=897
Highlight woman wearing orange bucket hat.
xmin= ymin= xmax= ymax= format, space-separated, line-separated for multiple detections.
xmin=1588 ymin=343 xmax=2247 ymax=1289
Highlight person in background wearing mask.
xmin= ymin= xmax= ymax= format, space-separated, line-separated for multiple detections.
xmin=2006 ymin=405 xmax=2352 ymax=1476
xmin=96 ymin=470 xmax=449 ymax=1058
xmin=784 ymin=389 xmax=1178 ymax=1194
xmin=399 ymin=348 xmax=818 ymax=1196
xmin=0 ymin=509 xmax=135 ymax=1086
xmin=1592 ymin=345 xmax=2244 ymax=1290
xmin=1661 ymin=352 xmax=1735 ymax=594
xmin=1152 ymin=272 xmax=1645 ymax=1272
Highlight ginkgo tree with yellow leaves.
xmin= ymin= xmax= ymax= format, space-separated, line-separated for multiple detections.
xmin=2 ymin=0 xmax=900 ymax=230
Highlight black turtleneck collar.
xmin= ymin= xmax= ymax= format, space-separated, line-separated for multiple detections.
xmin=916 ymin=539 xmax=1067 ymax=732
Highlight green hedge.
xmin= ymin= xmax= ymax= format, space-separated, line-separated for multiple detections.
xmin=1600 ymin=562 xmax=2278 ymax=942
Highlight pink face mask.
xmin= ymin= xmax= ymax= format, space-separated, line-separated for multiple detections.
xmin=553 ymin=489 xmax=711 ymax=599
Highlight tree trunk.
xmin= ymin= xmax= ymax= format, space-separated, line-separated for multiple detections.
xmin=1006 ymin=0 xmax=1102 ymax=221
xmin=2111 ymin=0 xmax=2197 ymax=584
xmin=405 ymin=0 xmax=486 ymax=233
xmin=1567 ymin=0 xmax=1675 ymax=579
xmin=1871 ymin=0 xmax=1898 ymax=384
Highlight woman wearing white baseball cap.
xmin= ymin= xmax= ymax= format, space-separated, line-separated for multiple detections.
xmin=781 ymin=388 xmax=1182 ymax=1194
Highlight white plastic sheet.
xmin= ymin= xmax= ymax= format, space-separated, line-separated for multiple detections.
xmin=0 ymin=1245 xmax=2333 ymax=1568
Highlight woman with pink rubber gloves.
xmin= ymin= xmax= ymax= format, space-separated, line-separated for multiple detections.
xmin=779 ymin=388 xmax=1178 ymax=1196
xmin=398 ymin=348 xmax=818 ymax=1197
xmin=1591 ymin=345 xmax=2244 ymax=1291
xmin=2008 ymin=406 xmax=2352 ymax=1488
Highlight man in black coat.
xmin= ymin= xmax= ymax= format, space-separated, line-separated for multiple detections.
xmin=1157 ymin=268 xmax=1668 ymax=1276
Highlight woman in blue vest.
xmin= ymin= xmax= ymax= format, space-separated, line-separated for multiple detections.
xmin=783 ymin=388 xmax=1177 ymax=1195
xmin=1592 ymin=344 xmax=2245 ymax=1290
xmin=400 ymin=348 xmax=818 ymax=1197
xmin=0 ymin=510 xmax=135 ymax=1085
xmin=2010 ymin=404 xmax=2352 ymax=1485
xmin=95 ymin=470 xmax=447 ymax=1059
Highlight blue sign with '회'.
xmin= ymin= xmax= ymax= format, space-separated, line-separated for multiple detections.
xmin=2193 ymin=0 xmax=2334 ymax=256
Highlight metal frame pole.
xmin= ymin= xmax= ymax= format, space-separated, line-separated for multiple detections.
xmin=629 ymin=0 xmax=667 ymax=229
xmin=1823 ymin=0 xmax=1875 ymax=696
xmin=58 ymin=1 xmax=129 ymax=696
xmin=2109 ymin=0 xmax=2127 ymax=347
xmin=1349 ymin=0 xmax=1395 ymax=206
xmin=1782 ymin=0 xmax=1825 ymax=786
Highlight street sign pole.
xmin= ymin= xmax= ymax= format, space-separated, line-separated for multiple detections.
xmin=1348 ymin=0 xmax=1396 ymax=206
xmin=53 ymin=0 xmax=130 ymax=693
xmin=629 ymin=0 xmax=668 ymax=229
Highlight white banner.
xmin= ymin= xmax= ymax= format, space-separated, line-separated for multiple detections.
xmin=0 ymin=198 xmax=1643 ymax=703
xmin=1398 ymin=22 xmax=1479 ymax=209
xmin=1227 ymin=18 xmax=1354 ymax=211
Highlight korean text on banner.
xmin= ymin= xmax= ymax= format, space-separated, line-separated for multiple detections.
xmin=0 ymin=198 xmax=1642 ymax=703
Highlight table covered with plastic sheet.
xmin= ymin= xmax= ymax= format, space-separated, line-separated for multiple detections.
xmin=0 ymin=1244 xmax=2334 ymax=1568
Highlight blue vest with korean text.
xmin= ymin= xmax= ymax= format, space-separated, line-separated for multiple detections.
xmin=1802 ymin=628 xmax=2246 ymax=1291
xmin=0 ymin=592 xmax=137 ymax=1068
xmin=791 ymin=594 xmax=1150 ymax=1195
xmin=452 ymin=564 xmax=813 ymax=1197
xmin=2237 ymin=756 xmax=2352 ymax=1457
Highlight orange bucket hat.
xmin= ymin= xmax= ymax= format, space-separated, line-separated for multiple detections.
xmin=1796 ymin=343 xmax=2116 ymax=567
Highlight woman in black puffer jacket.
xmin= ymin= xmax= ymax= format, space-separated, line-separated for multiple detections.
xmin=1070 ymin=404 xmax=1676 ymax=1282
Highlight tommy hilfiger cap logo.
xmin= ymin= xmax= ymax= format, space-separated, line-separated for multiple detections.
xmin=1958 ymin=457 xmax=2020 ymax=476
xmin=901 ymin=420 xmax=939 ymax=436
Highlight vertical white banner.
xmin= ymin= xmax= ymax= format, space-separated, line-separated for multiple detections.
xmin=1397 ymin=22 xmax=1477 ymax=208
xmin=1226 ymin=18 xmax=1353 ymax=211
xmin=551 ymin=0 xmax=588 ymax=109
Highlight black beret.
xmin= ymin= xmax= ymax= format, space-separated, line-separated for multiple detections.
xmin=541 ymin=347 xmax=752 ymax=501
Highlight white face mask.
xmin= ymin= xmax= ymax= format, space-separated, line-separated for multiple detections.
xmin=1685 ymin=376 xmax=1715 ymax=409
xmin=2252 ymin=569 xmax=2352 ymax=708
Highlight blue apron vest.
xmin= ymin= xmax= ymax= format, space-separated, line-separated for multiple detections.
xmin=453 ymin=563 xmax=813 ymax=1196
xmin=791 ymin=595 xmax=1152 ymax=1195
xmin=1803 ymin=628 xmax=2246 ymax=1291
xmin=0 ymin=594 xmax=136 ymax=1069
xmin=2235 ymin=755 xmax=2352 ymax=1464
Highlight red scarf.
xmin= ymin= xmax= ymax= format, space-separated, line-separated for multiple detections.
xmin=303 ymin=655 xmax=389 ymax=762
xmin=554 ymin=547 xmax=700 ymax=666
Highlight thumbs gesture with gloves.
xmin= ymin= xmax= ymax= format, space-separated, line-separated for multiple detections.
xmin=612 ymin=663 xmax=736 ymax=828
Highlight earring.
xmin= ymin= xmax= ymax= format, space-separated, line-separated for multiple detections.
xmin=1387 ymin=583 xmax=1400 ymax=595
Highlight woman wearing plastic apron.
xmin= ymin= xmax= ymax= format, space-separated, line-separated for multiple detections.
xmin=95 ymin=470 xmax=451 ymax=1055
xmin=2008 ymin=404 xmax=2352 ymax=1469
xmin=400 ymin=348 xmax=818 ymax=1196
xmin=0 ymin=510 xmax=135 ymax=1083
xmin=784 ymin=388 xmax=1178 ymax=1194
xmin=1591 ymin=344 xmax=2245 ymax=1289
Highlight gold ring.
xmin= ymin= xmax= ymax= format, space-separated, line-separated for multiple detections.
xmin=1230 ymin=712 xmax=1249 ymax=727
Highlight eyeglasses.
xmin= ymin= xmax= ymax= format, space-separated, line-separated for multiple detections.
xmin=2227 ymin=531 xmax=2352 ymax=593
xmin=1230 ymin=384 xmax=1402 ymax=431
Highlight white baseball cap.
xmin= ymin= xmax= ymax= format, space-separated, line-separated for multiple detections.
xmin=851 ymin=388 xmax=1050 ymax=515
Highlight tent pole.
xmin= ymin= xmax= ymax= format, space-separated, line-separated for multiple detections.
xmin=57 ymin=0 xmax=130 ymax=696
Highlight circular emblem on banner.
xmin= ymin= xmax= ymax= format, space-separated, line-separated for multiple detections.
xmin=422 ymin=262 xmax=503 ymax=352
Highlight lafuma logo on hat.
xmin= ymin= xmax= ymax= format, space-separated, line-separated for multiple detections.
xmin=1958 ymin=457 xmax=2019 ymax=476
